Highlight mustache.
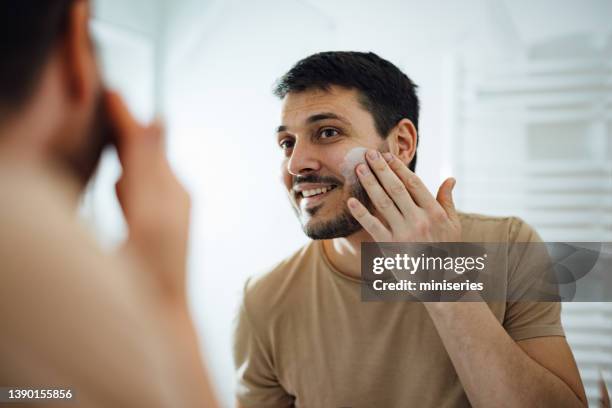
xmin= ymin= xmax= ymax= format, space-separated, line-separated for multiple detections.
xmin=293 ymin=173 xmax=344 ymax=188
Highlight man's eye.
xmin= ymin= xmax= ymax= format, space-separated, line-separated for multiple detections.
xmin=279 ymin=139 xmax=294 ymax=150
xmin=319 ymin=128 xmax=339 ymax=138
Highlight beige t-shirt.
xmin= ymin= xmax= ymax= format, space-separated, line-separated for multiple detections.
xmin=233 ymin=213 xmax=565 ymax=408
xmin=0 ymin=163 xmax=211 ymax=407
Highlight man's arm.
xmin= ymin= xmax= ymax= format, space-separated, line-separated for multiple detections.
xmin=346 ymin=149 xmax=587 ymax=407
xmin=424 ymin=302 xmax=586 ymax=407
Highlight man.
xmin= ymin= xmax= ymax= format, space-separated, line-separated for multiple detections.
xmin=0 ymin=1 xmax=218 ymax=406
xmin=233 ymin=52 xmax=587 ymax=407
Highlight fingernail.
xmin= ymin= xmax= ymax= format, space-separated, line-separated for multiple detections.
xmin=382 ymin=152 xmax=393 ymax=162
xmin=357 ymin=163 xmax=370 ymax=175
xmin=367 ymin=150 xmax=379 ymax=160
xmin=348 ymin=198 xmax=359 ymax=209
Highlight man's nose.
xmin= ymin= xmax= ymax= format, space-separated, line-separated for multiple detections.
xmin=287 ymin=140 xmax=321 ymax=176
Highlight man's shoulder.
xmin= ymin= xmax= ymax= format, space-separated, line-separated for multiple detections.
xmin=457 ymin=211 xmax=541 ymax=243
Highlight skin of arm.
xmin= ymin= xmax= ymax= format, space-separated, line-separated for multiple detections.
xmin=424 ymin=302 xmax=586 ymax=407
xmin=347 ymin=148 xmax=587 ymax=407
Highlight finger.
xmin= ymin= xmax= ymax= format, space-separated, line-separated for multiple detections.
xmin=356 ymin=161 xmax=404 ymax=228
xmin=436 ymin=177 xmax=458 ymax=219
xmin=385 ymin=154 xmax=438 ymax=210
xmin=150 ymin=116 xmax=166 ymax=146
xmin=114 ymin=180 xmax=127 ymax=214
xmin=104 ymin=90 xmax=144 ymax=145
xmin=347 ymin=197 xmax=391 ymax=241
xmin=108 ymin=102 xmax=165 ymax=175
xmin=105 ymin=91 xmax=166 ymax=166
xmin=105 ymin=91 xmax=141 ymax=166
xmin=142 ymin=119 xmax=165 ymax=156
xmin=366 ymin=150 xmax=417 ymax=217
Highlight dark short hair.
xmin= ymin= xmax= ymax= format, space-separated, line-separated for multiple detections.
xmin=0 ymin=0 xmax=74 ymax=117
xmin=274 ymin=51 xmax=420 ymax=171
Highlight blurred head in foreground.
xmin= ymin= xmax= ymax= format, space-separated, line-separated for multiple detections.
xmin=0 ymin=0 xmax=113 ymax=187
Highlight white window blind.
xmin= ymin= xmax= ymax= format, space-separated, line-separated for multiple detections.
xmin=451 ymin=37 xmax=612 ymax=405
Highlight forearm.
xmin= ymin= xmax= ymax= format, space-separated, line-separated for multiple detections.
xmin=120 ymin=250 xmax=218 ymax=407
xmin=158 ymin=301 xmax=219 ymax=408
xmin=424 ymin=302 xmax=584 ymax=407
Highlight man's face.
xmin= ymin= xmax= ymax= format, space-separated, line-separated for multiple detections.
xmin=56 ymin=90 xmax=115 ymax=187
xmin=47 ymin=1 xmax=115 ymax=188
xmin=277 ymin=86 xmax=387 ymax=239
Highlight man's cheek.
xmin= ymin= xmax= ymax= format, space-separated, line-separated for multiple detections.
xmin=280 ymin=160 xmax=292 ymax=187
xmin=340 ymin=146 xmax=368 ymax=185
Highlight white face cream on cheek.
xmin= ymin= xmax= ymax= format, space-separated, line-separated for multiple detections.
xmin=340 ymin=146 xmax=369 ymax=185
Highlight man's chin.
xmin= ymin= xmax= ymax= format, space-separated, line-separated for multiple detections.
xmin=301 ymin=211 xmax=363 ymax=240
xmin=293 ymin=180 xmax=372 ymax=240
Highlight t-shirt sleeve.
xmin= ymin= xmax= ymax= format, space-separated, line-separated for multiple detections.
xmin=233 ymin=279 xmax=294 ymax=408
xmin=503 ymin=217 xmax=565 ymax=341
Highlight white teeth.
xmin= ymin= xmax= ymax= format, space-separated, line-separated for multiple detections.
xmin=302 ymin=186 xmax=333 ymax=198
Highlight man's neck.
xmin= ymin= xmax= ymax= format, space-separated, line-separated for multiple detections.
xmin=322 ymin=229 xmax=373 ymax=279
xmin=0 ymin=120 xmax=81 ymax=208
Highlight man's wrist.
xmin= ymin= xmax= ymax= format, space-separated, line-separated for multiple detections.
xmin=119 ymin=240 xmax=189 ymax=306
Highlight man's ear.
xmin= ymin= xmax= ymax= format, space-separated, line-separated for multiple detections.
xmin=62 ymin=0 xmax=97 ymax=105
xmin=387 ymin=118 xmax=417 ymax=166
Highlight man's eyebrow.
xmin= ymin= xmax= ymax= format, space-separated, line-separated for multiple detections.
xmin=306 ymin=112 xmax=348 ymax=124
xmin=276 ymin=112 xmax=348 ymax=134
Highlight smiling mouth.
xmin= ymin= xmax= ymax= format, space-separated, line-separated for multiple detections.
xmin=298 ymin=185 xmax=338 ymax=199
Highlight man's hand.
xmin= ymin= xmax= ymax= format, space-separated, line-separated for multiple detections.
xmin=106 ymin=91 xmax=191 ymax=303
xmin=347 ymin=149 xmax=461 ymax=243
xmin=346 ymin=151 xmax=587 ymax=408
